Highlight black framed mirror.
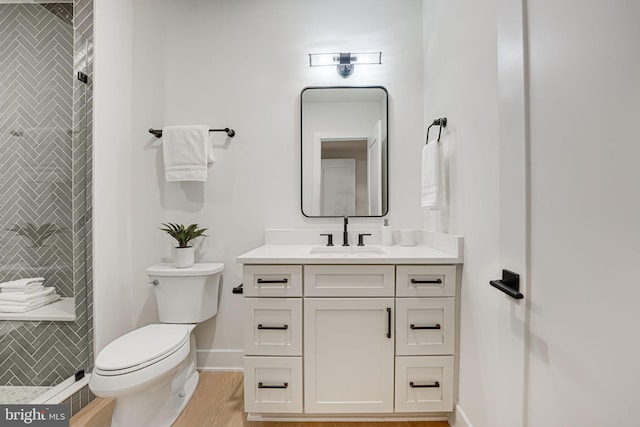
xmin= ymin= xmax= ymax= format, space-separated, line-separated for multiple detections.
xmin=301 ymin=86 xmax=388 ymax=217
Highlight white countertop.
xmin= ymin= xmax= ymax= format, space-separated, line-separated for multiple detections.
xmin=236 ymin=244 xmax=462 ymax=264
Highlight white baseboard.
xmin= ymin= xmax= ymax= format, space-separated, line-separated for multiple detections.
xmin=248 ymin=413 xmax=449 ymax=422
xmin=196 ymin=349 xmax=243 ymax=371
xmin=450 ymin=405 xmax=473 ymax=427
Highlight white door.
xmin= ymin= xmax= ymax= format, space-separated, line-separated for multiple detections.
xmin=491 ymin=1 xmax=529 ymax=425
xmin=320 ymin=159 xmax=356 ymax=216
xmin=304 ymin=298 xmax=394 ymax=413
xmin=367 ymin=120 xmax=382 ymax=215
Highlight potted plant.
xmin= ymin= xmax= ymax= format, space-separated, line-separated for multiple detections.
xmin=160 ymin=223 xmax=208 ymax=268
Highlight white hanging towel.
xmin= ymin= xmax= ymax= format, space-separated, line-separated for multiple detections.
xmin=161 ymin=125 xmax=215 ymax=182
xmin=421 ymin=140 xmax=447 ymax=210
xmin=0 ymin=277 xmax=44 ymax=290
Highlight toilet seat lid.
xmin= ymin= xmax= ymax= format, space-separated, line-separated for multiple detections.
xmin=95 ymin=324 xmax=190 ymax=372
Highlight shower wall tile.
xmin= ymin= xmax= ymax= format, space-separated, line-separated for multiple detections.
xmin=0 ymin=1 xmax=93 ymax=392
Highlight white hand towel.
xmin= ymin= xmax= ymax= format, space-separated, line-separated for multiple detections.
xmin=161 ymin=125 xmax=214 ymax=182
xmin=0 ymin=294 xmax=60 ymax=313
xmin=0 ymin=277 xmax=44 ymax=290
xmin=0 ymin=287 xmax=55 ymax=303
xmin=421 ymin=140 xmax=447 ymax=210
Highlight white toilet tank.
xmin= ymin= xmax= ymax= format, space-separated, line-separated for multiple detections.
xmin=146 ymin=263 xmax=224 ymax=323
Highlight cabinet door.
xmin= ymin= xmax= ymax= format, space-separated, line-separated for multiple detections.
xmin=305 ymin=265 xmax=394 ymax=297
xmin=244 ymin=356 xmax=303 ymax=413
xmin=304 ymin=298 xmax=394 ymax=413
xmin=396 ymin=298 xmax=455 ymax=355
xmin=395 ymin=356 xmax=454 ymax=412
xmin=243 ymin=265 xmax=302 ymax=297
xmin=243 ymin=298 xmax=302 ymax=356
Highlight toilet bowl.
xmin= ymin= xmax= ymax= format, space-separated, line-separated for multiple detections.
xmin=90 ymin=263 xmax=223 ymax=427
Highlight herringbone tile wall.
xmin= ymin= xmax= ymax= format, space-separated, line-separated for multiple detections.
xmin=0 ymin=1 xmax=93 ymax=389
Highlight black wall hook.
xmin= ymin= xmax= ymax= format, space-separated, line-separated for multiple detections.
xmin=426 ymin=117 xmax=448 ymax=144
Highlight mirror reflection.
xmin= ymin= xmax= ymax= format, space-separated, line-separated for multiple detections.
xmin=301 ymin=86 xmax=388 ymax=217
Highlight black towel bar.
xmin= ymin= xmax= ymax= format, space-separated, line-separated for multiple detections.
xmin=149 ymin=127 xmax=236 ymax=138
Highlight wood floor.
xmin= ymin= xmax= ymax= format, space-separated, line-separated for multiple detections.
xmin=71 ymin=372 xmax=449 ymax=427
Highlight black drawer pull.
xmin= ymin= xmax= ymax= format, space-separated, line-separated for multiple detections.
xmin=386 ymin=307 xmax=392 ymax=339
xmin=257 ymin=324 xmax=289 ymax=330
xmin=257 ymin=278 xmax=289 ymax=284
xmin=411 ymin=278 xmax=442 ymax=284
xmin=410 ymin=324 xmax=441 ymax=330
xmin=410 ymin=381 xmax=440 ymax=388
xmin=258 ymin=382 xmax=288 ymax=389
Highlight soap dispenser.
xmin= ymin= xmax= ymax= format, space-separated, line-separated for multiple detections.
xmin=381 ymin=218 xmax=392 ymax=246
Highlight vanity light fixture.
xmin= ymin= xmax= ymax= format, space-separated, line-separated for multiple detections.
xmin=308 ymin=52 xmax=382 ymax=77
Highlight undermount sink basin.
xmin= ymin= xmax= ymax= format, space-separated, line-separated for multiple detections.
xmin=309 ymin=246 xmax=386 ymax=257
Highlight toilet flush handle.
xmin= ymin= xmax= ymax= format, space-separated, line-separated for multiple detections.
xmin=149 ymin=280 xmax=159 ymax=286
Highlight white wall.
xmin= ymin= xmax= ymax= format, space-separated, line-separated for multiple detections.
xmin=128 ymin=0 xmax=425 ymax=368
xmin=526 ymin=1 xmax=640 ymax=425
xmin=422 ymin=1 xmax=502 ymax=426
xmin=93 ymin=0 xmax=135 ymax=353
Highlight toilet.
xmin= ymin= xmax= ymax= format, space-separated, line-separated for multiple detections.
xmin=89 ymin=263 xmax=224 ymax=427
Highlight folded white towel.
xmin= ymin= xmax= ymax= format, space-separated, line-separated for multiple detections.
xmin=0 ymin=293 xmax=57 ymax=306
xmin=0 ymin=277 xmax=44 ymax=290
xmin=2 ymin=285 xmax=45 ymax=294
xmin=0 ymin=287 xmax=55 ymax=303
xmin=162 ymin=125 xmax=214 ymax=182
xmin=421 ymin=140 xmax=447 ymax=210
xmin=0 ymin=294 xmax=60 ymax=313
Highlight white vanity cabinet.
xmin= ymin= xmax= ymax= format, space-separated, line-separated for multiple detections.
xmin=241 ymin=261 xmax=458 ymax=419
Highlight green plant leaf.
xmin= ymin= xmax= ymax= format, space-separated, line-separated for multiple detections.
xmin=160 ymin=222 xmax=208 ymax=248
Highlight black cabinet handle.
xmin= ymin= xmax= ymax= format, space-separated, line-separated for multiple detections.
xmin=257 ymin=324 xmax=289 ymax=330
xmin=257 ymin=278 xmax=288 ymax=284
xmin=258 ymin=382 xmax=288 ymax=389
xmin=410 ymin=324 xmax=441 ymax=330
xmin=410 ymin=381 xmax=440 ymax=388
xmin=490 ymin=269 xmax=523 ymax=300
xmin=232 ymin=283 xmax=243 ymax=294
xmin=386 ymin=307 xmax=392 ymax=338
xmin=411 ymin=278 xmax=442 ymax=284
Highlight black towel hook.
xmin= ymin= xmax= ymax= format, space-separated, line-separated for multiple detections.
xmin=426 ymin=117 xmax=448 ymax=144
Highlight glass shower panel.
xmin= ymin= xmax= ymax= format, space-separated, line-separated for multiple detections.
xmin=0 ymin=2 xmax=90 ymax=404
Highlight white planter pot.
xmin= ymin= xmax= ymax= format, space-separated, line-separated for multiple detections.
xmin=172 ymin=246 xmax=195 ymax=268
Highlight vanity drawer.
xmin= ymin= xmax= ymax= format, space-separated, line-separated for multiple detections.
xmin=243 ymin=356 xmax=303 ymax=414
xmin=395 ymin=356 xmax=454 ymax=413
xmin=244 ymin=298 xmax=302 ymax=356
xmin=396 ymin=298 xmax=455 ymax=355
xmin=243 ymin=265 xmax=302 ymax=297
xmin=304 ymin=265 xmax=394 ymax=297
xmin=396 ymin=265 xmax=456 ymax=297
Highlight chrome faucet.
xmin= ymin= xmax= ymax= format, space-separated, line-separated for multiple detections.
xmin=342 ymin=215 xmax=349 ymax=246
